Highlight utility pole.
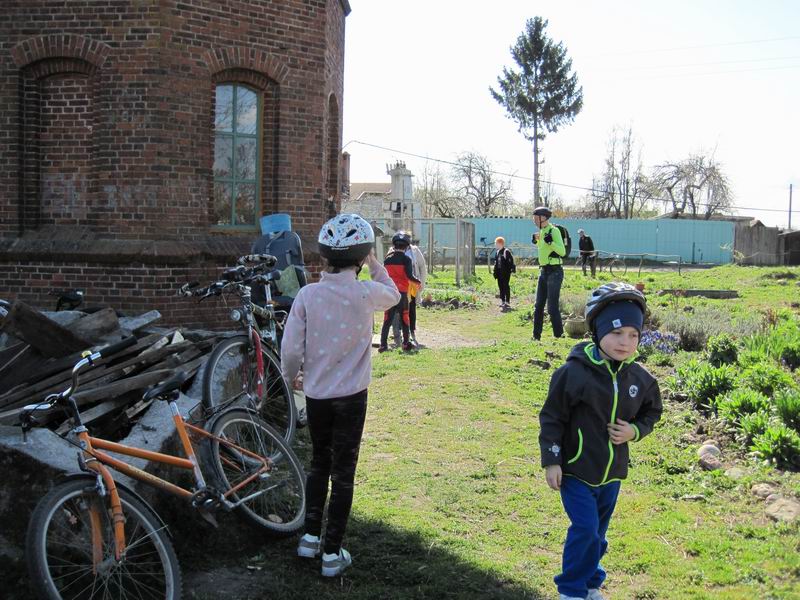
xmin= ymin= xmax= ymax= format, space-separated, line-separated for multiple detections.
xmin=790 ymin=184 xmax=794 ymax=230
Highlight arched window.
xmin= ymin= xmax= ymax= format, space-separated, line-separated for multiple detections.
xmin=213 ymin=84 xmax=260 ymax=227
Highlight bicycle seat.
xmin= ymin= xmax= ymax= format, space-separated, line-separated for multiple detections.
xmin=143 ymin=371 xmax=191 ymax=402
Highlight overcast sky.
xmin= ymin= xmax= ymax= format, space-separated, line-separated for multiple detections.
xmin=342 ymin=0 xmax=799 ymax=227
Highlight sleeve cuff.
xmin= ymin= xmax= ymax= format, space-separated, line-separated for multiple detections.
xmin=631 ymin=423 xmax=641 ymax=442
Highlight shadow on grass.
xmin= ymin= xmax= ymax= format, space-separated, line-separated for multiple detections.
xmin=180 ymin=514 xmax=547 ymax=600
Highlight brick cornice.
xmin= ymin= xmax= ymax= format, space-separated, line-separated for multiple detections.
xmin=11 ymin=34 xmax=111 ymax=70
xmin=204 ymin=46 xmax=289 ymax=85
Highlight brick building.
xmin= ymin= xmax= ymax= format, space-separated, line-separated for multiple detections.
xmin=0 ymin=0 xmax=351 ymax=327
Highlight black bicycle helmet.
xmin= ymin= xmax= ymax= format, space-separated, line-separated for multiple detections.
xmin=533 ymin=206 xmax=553 ymax=219
xmin=392 ymin=231 xmax=412 ymax=248
xmin=584 ymin=282 xmax=646 ymax=332
xmin=318 ymin=213 xmax=375 ymax=267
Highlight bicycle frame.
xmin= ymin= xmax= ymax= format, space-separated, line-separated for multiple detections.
xmin=72 ymin=399 xmax=272 ymax=563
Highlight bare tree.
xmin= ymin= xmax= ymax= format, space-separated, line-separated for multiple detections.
xmin=414 ymin=161 xmax=461 ymax=218
xmin=653 ymin=153 xmax=733 ymax=219
xmin=451 ymin=152 xmax=514 ymax=216
xmin=593 ymin=126 xmax=650 ymax=219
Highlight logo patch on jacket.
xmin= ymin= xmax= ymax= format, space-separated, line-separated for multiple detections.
xmin=629 ymin=384 xmax=639 ymax=398
xmin=548 ymin=443 xmax=561 ymax=457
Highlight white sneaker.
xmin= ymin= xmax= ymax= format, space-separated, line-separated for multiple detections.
xmin=321 ymin=548 xmax=352 ymax=577
xmin=587 ymin=590 xmax=607 ymax=600
xmin=296 ymin=533 xmax=321 ymax=558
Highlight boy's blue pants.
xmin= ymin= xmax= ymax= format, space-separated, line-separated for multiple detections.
xmin=555 ymin=476 xmax=621 ymax=598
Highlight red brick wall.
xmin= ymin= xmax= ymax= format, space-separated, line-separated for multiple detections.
xmin=0 ymin=0 xmax=350 ymax=326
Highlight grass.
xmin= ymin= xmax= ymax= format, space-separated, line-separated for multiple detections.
xmin=181 ymin=265 xmax=800 ymax=600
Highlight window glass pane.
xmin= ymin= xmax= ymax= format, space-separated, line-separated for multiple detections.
xmin=213 ymin=135 xmax=233 ymax=178
xmin=235 ymin=138 xmax=257 ymax=180
xmin=215 ymin=86 xmax=233 ymax=132
xmin=234 ymin=184 xmax=256 ymax=226
xmin=235 ymin=87 xmax=258 ymax=134
xmin=213 ymin=182 xmax=232 ymax=225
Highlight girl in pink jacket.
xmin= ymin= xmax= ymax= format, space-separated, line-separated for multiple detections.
xmin=282 ymin=214 xmax=399 ymax=577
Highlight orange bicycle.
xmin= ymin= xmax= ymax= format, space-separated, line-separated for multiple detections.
xmin=20 ymin=337 xmax=306 ymax=600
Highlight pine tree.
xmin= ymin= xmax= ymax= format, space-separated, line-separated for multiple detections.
xmin=490 ymin=17 xmax=583 ymax=205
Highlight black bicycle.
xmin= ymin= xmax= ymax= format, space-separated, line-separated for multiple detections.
xmin=180 ymin=254 xmax=297 ymax=443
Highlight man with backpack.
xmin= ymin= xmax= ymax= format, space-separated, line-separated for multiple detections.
xmin=531 ymin=206 xmax=567 ymax=341
xmin=578 ymin=228 xmax=597 ymax=278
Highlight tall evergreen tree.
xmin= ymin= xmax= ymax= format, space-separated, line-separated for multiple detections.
xmin=490 ymin=17 xmax=583 ymax=205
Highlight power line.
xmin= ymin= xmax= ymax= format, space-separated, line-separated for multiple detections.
xmin=592 ymin=35 xmax=800 ymax=57
xmin=619 ymin=62 xmax=800 ymax=80
xmin=344 ymin=140 xmax=797 ymax=215
xmin=597 ymin=54 xmax=800 ymax=72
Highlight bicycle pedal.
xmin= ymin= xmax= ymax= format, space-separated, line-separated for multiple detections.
xmin=198 ymin=509 xmax=219 ymax=528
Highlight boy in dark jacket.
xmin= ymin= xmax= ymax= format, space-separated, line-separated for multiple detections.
xmin=539 ymin=282 xmax=662 ymax=600
xmin=380 ymin=232 xmax=420 ymax=352
xmin=492 ymin=236 xmax=516 ymax=308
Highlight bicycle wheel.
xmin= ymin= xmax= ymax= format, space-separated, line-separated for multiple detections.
xmin=609 ymin=258 xmax=628 ymax=276
xmin=26 ymin=478 xmax=180 ymax=600
xmin=202 ymin=334 xmax=296 ymax=442
xmin=209 ymin=408 xmax=306 ymax=536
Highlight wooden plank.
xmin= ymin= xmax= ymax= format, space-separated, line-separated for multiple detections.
xmin=0 ymin=345 xmax=48 ymax=391
xmin=0 ymin=357 xmax=205 ymax=424
xmin=55 ymin=396 xmax=131 ymax=436
xmin=0 ymin=301 xmax=91 ymax=357
xmin=0 ymin=332 xmax=163 ymax=409
xmin=67 ymin=308 xmax=120 ymax=343
xmin=118 ymin=310 xmax=161 ymax=333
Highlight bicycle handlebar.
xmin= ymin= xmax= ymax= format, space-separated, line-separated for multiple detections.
xmin=237 ymin=254 xmax=277 ymax=267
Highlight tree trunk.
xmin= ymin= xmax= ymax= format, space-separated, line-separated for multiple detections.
xmin=533 ymin=119 xmax=540 ymax=205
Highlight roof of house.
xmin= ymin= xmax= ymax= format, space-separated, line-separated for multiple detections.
xmin=349 ymin=182 xmax=391 ymax=201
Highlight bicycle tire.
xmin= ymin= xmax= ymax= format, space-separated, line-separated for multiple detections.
xmin=609 ymin=258 xmax=628 ymax=276
xmin=208 ymin=408 xmax=306 ymax=536
xmin=202 ymin=334 xmax=296 ymax=443
xmin=26 ymin=478 xmax=180 ymax=600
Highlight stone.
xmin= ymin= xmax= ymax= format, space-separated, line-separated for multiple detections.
xmin=702 ymin=439 xmax=720 ymax=448
xmin=725 ymin=467 xmax=746 ymax=480
xmin=765 ymin=493 xmax=782 ymax=505
xmin=527 ymin=359 xmax=551 ymax=370
xmin=697 ymin=444 xmax=721 ymax=458
xmin=765 ymin=497 xmax=800 ymax=523
xmin=698 ymin=454 xmax=722 ymax=471
xmin=751 ymin=483 xmax=779 ymax=499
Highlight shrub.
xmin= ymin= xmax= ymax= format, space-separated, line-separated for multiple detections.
xmin=655 ymin=306 xmax=762 ymax=352
xmin=648 ymin=351 xmax=674 ymax=367
xmin=740 ymin=363 xmax=796 ymax=398
xmin=780 ymin=342 xmax=800 ymax=371
xmin=750 ymin=424 xmax=800 ymax=469
xmin=739 ymin=411 xmax=771 ymax=444
xmin=774 ymin=388 xmax=800 ymax=433
xmin=678 ymin=362 xmax=737 ymax=411
xmin=707 ymin=334 xmax=738 ymax=367
xmin=715 ymin=388 xmax=770 ymax=424
xmin=559 ymin=293 xmax=587 ymax=318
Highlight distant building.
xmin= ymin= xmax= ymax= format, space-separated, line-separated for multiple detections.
xmin=345 ymin=161 xmax=422 ymax=239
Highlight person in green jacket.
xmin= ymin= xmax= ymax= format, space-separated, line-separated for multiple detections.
xmin=531 ymin=206 xmax=566 ymax=340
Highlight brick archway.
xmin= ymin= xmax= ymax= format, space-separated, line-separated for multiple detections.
xmin=11 ymin=34 xmax=111 ymax=71
xmin=204 ymin=47 xmax=289 ymax=84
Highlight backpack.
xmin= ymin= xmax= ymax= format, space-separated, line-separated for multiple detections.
xmin=548 ymin=224 xmax=572 ymax=260
xmin=250 ymin=230 xmax=307 ymax=310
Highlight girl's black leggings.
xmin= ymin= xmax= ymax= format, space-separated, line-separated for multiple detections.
xmin=303 ymin=390 xmax=368 ymax=554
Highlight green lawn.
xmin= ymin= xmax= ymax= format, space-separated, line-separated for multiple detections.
xmin=184 ymin=265 xmax=800 ymax=600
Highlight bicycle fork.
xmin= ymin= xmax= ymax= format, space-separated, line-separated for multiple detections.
xmin=78 ymin=434 xmax=128 ymax=567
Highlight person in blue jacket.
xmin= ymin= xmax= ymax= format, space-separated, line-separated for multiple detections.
xmin=539 ymin=282 xmax=663 ymax=600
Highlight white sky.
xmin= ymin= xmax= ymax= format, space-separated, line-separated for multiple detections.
xmin=342 ymin=0 xmax=800 ymax=227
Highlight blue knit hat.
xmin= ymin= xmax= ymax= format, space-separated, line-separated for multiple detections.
xmin=593 ymin=300 xmax=644 ymax=343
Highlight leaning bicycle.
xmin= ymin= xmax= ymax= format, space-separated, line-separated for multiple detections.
xmin=21 ymin=338 xmax=306 ymax=600
xmin=180 ymin=254 xmax=297 ymax=442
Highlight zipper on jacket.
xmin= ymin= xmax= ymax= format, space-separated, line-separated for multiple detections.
xmin=601 ymin=370 xmax=619 ymax=484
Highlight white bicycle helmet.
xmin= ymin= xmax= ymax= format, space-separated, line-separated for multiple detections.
xmin=318 ymin=213 xmax=375 ymax=266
